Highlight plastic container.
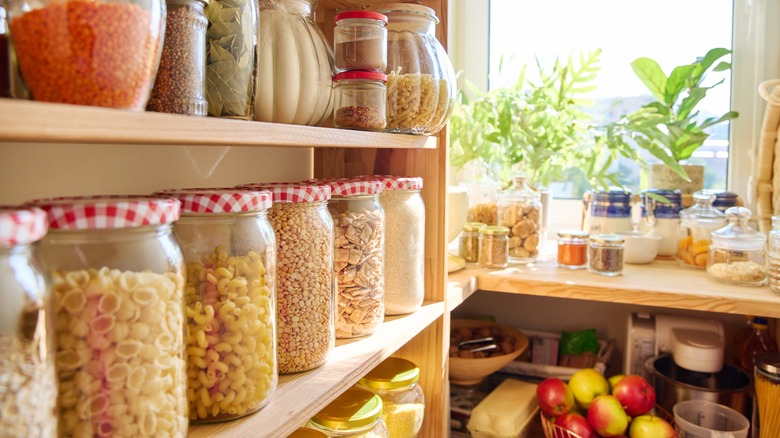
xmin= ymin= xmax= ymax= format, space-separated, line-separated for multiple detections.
xmin=754 ymin=352 xmax=780 ymax=438
xmin=673 ymin=399 xmax=749 ymax=438
xmin=677 ymin=191 xmax=727 ymax=269
xmin=588 ymin=234 xmax=625 ymax=276
xmin=641 ymin=189 xmax=682 ymax=257
xmin=557 ymin=230 xmax=588 ymax=269
xmin=460 ymin=222 xmax=486 ymax=263
xmin=31 ymin=195 xmax=187 ymax=437
xmin=333 ymin=71 xmax=387 ymax=131
xmin=357 ymin=357 xmax=425 ymax=438
xmin=0 ymin=206 xmax=56 ymax=437
xmin=767 ymin=215 xmax=780 ymax=293
xmin=334 ymin=10 xmax=387 ymax=72
xmin=583 ymin=190 xmax=635 ymax=235
xmin=496 ymin=175 xmax=542 ymax=263
xmin=7 ymin=0 xmax=165 ymax=109
xmin=707 ymin=207 xmax=767 ymax=286
xmin=479 ymin=226 xmax=509 ymax=269
xmin=308 ymin=388 xmax=389 ymax=437
xmin=155 ymin=188 xmax=278 ymax=422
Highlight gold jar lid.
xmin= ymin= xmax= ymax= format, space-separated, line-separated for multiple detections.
xmin=288 ymin=428 xmax=328 ymax=438
xmin=310 ymin=388 xmax=382 ymax=431
xmin=462 ymin=222 xmax=487 ymax=232
xmin=479 ymin=225 xmax=509 ymax=236
xmin=358 ymin=357 xmax=420 ymax=390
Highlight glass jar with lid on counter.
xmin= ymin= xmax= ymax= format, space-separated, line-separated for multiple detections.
xmin=558 ymin=230 xmax=588 ymax=269
xmin=334 ymin=10 xmax=387 ymax=72
xmin=307 ymin=387 xmax=389 ymax=437
xmin=333 ymin=71 xmax=387 ymax=132
xmin=707 ymin=206 xmax=767 ymax=286
xmin=479 ymin=225 xmax=509 ymax=269
xmin=357 ymin=357 xmax=425 ymax=438
xmin=677 ymin=191 xmax=726 ymax=269
xmin=496 ymin=175 xmax=542 ymax=263
xmin=589 ymin=234 xmax=625 ymax=276
xmin=460 ymin=222 xmax=486 ymax=263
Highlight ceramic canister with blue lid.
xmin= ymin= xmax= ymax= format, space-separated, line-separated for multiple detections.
xmin=641 ymin=189 xmax=683 ymax=257
xmin=584 ymin=190 xmax=635 ymax=235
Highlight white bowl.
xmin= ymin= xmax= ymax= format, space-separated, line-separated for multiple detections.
xmin=619 ymin=231 xmax=661 ymax=264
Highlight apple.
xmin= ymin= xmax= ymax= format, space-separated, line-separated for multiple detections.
xmin=536 ymin=377 xmax=575 ymax=417
xmin=568 ymin=368 xmax=610 ymax=409
xmin=554 ymin=412 xmax=597 ymax=438
xmin=628 ymin=414 xmax=675 ymax=438
xmin=611 ymin=374 xmax=656 ymax=417
xmin=587 ymin=394 xmax=629 ymax=437
xmin=608 ymin=374 xmax=625 ymax=392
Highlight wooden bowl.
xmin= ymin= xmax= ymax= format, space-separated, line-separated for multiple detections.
xmin=449 ymin=319 xmax=529 ymax=385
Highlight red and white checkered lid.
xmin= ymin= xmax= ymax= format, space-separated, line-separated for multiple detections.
xmin=308 ymin=178 xmax=383 ymax=197
xmin=154 ymin=188 xmax=272 ymax=213
xmin=241 ymin=183 xmax=331 ymax=203
xmin=0 ymin=206 xmax=48 ymax=246
xmin=357 ymin=175 xmax=423 ymax=191
xmin=29 ymin=195 xmax=180 ymax=230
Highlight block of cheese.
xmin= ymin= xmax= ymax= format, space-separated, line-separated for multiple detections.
xmin=467 ymin=378 xmax=539 ymax=438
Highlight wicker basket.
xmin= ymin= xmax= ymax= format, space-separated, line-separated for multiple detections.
xmin=540 ymin=405 xmax=675 ymax=438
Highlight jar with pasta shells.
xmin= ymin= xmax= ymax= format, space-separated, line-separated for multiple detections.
xmin=30 ymin=195 xmax=187 ymax=437
xmin=0 ymin=206 xmax=57 ymax=437
xmin=370 ymin=2 xmax=456 ymax=135
xmin=496 ymin=175 xmax=543 ymax=263
xmin=154 ymin=188 xmax=277 ymax=422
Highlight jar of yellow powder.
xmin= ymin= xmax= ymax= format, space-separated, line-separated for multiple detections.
xmin=356 ymin=357 xmax=425 ymax=438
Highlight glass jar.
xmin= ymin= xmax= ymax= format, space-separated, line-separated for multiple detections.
xmin=588 ymin=234 xmax=625 ymax=276
xmin=479 ymin=225 xmax=509 ymax=269
xmin=357 ymin=357 xmax=425 ymax=438
xmin=707 ymin=207 xmax=767 ymax=286
xmin=370 ymin=3 xmax=455 ymax=135
xmin=754 ymin=352 xmax=780 ymax=438
xmin=147 ymin=0 xmax=208 ymax=115
xmin=769 ymin=216 xmax=780 ymax=293
xmin=333 ymin=71 xmax=387 ymax=131
xmin=677 ymin=191 xmax=727 ymax=269
xmin=558 ymin=230 xmax=588 ymax=270
xmin=459 ymin=222 xmax=485 ymax=263
xmin=206 ymin=0 xmax=258 ymax=119
xmin=334 ymin=11 xmax=387 ymax=72
xmin=255 ymin=0 xmax=334 ymax=126
xmin=239 ymin=183 xmax=335 ymax=374
xmin=496 ymin=175 xmax=542 ymax=263
xmin=156 ymin=188 xmax=277 ymax=422
xmin=583 ymin=190 xmax=635 ymax=235
xmin=290 ymin=428 xmax=328 ymax=438
xmin=641 ymin=189 xmax=682 ymax=257
xmin=0 ymin=206 xmax=56 ymax=437
xmin=308 ymin=388 xmax=389 ymax=437
xmin=7 ymin=0 xmax=165 ymax=109
xmin=31 ymin=196 xmax=187 ymax=437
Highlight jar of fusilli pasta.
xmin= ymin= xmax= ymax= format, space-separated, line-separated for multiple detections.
xmin=0 ymin=206 xmax=57 ymax=438
xmin=155 ymin=188 xmax=277 ymax=422
xmin=30 ymin=195 xmax=187 ymax=437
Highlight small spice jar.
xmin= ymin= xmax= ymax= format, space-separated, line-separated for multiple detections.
xmin=308 ymin=387 xmax=390 ymax=437
xmin=588 ymin=234 xmax=625 ymax=276
xmin=707 ymin=207 xmax=767 ymax=286
xmin=677 ymin=191 xmax=726 ymax=269
xmin=333 ymin=71 xmax=388 ymax=131
xmin=459 ymin=222 xmax=486 ymax=263
xmin=479 ymin=225 xmax=509 ymax=269
xmin=0 ymin=206 xmax=57 ymax=437
xmin=496 ymin=175 xmax=542 ymax=263
xmin=334 ymin=10 xmax=387 ymax=72
xmin=356 ymin=357 xmax=425 ymax=438
xmin=557 ymin=230 xmax=588 ymax=269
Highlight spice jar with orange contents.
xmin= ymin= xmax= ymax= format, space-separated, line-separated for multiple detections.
xmin=677 ymin=191 xmax=726 ymax=269
xmin=557 ymin=230 xmax=588 ymax=270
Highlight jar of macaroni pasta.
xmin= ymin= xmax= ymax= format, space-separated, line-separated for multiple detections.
xmin=357 ymin=357 xmax=425 ymax=438
xmin=155 ymin=188 xmax=277 ymax=422
xmin=238 ymin=183 xmax=335 ymax=374
xmin=677 ymin=191 xmax=726 ymax=269
xmin=30 ymin=195 xmax=187 ymax=437
xmin=308 ymin=387 xmax=390 ymax=437
xmin=0 ymin=206 xmax=57 ymax=437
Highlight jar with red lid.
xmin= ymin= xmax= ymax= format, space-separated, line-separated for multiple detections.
xmin=154 ymin=188 xmax=277 ymax=422
xmin=30 ymin=195 xmax=187 ymax=437
xmin=333 ymin=71 xmax=387 ymax=132
xmin=334 ymin=10 xmax=387 ymax=72
xmin=0 ymin=206 xmax=57 ymax=437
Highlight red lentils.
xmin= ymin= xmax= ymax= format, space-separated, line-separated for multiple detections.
xmin=9 ymin=1 xmax=162 ymax=110
xmin=334 ymin=105 xmax=385 ymax=131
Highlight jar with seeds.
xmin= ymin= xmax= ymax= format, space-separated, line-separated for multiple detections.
xmin=0 ymin=206 xmax=57 ymax=437
xmin=588 ymin=234 xmax=624 ymax=276
xmin=496 ymin=175 xmax=542 ymax=263
xmin=154 ymin=188 xmax=277 ymax=422
xmin=479 ymin=225 xmax=509 ymax=269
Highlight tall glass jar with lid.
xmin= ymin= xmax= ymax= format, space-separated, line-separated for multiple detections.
xmin=30 ymin=196 xmax=187 ymax=437
xmin=155 ymin=188 xmax=277 ymax=422
xmin=707 ymin=207 xmax=767 ymax=286
xmin=0 ymin=206 xmax=56 ymax=437
xmin=308 ymin=387 xmax=389 ymax=437
xmin=497 ymin=175 xmax=542 ymax=263
xmin=677 ymin=191 xmax=726 ymax=269
xmin=357 ymin=357 xmax=425 ymax=438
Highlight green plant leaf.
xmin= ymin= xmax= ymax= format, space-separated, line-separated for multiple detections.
xmin=631 ymin=57 xmax=667 ymax=103
xmin=665 ymin=65 xmax=696 ymax=106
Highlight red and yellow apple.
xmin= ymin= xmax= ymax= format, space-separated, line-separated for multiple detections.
xmin=587 ymin=394 xmax=629 ymax=437
xmin=628 ymin=414 xmax=675 ymax=438
xmin=536 ymin=377 xmax=575 ymax=417
xmin=554 ymin=412 xmax=597 ymax=438
xmin=569 ymin=368 xmax=610 ymax=409
xmin=611 ymin=374 xmax=656 ymax=417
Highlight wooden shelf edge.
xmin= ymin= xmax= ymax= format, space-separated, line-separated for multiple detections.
xmin=0 ymin=99 xmax=437 ymax=149
xmin=446 ymin=266 xmax=479 ymax=311
xmin=188 ymin=300 xmax=444 ymax=438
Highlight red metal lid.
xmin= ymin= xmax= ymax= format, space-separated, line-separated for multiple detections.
xmin=241 ymin=183 xmax=331 ymax=203
xmin=334 ymin=10 xmax=388 ymax=24
xmin=154 ymin=188 xmax=273 ymax=213
xmin=309 ymin=178 xmax=383 ymax=196
xmin=30 ymin=195 xmax=180 ymax=230
xmin=333 ymin=71 xmax=388 ymax=82
xmin=0 ymin=206 xmax=47 ymax=246
xmin=357 ymin=175 xmax=423 ymax=191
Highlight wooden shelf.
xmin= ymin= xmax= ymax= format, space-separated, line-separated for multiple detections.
xmin=0 ymin=99 xmax=437 ymax=149
xmin=188 ymin=301 xmax=444 ymax=438
xmin=449 ymin=258 xmax=780 ymax=318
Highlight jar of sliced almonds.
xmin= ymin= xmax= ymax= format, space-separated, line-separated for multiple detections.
xmin=496 ymin=175 xmax=542 ymax=263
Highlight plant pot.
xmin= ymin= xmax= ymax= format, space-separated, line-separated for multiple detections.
xmin=648 ymin=164 xmax=704 ymax=194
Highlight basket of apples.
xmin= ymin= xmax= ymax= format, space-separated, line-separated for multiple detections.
xmin=536 ymin=368 xmax=675 ymax=438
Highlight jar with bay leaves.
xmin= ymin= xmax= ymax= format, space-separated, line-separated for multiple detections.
xmin=206 ymin=0 xmax=258 ymax=119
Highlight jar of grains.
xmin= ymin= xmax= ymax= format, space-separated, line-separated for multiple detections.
xmin=154 ymin=188 xmax=277 ymax=422
xmin=238 ymin=183 xmax=335 ymax=374
xmin=478 ymin=225 xmax=509 ymax=269
xmin=558 ymin=230 xmax=589 ymax=270
xmin=30 ymin=196 xmax=187 ymax=437
xmin=496 ymin=175 xmax=542 ymax=263
xmin=588 ymin=234 xmax=625 ymax=276
xmin=0 ymin=206 xmax=57 ymax=437
xmin=7 ymin=0 xmax=164 ymax=109
xmin=460 ymin=222 xmax=486 ymax=263
xmin=333 ymin=71 xmax=388 ymax=131
xmin=308 ymin=388 xmax=390 ymax=437
xmin=677 ymin=191 xmax=726 ymax=269
xmin=708 ymin=207 xmax=767 ymax=286
xmin=146 ymin=0 xmax=208 ymax=115
xmin=357 ymin=357 xmax=425 ymax=438
xmin=333 ymin=10 xmax=387 ymax=72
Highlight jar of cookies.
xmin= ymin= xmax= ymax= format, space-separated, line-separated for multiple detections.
xmin=707 ymin=207 xmax=767 ymax=286
xmin=496 ymin=175 xmax=542 ymax=263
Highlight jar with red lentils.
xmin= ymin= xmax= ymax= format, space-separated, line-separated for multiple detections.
xmin=333 ymin=71 xmax=387 ymax=132
xmin=7 ymin=0 xmax=165 ymax=110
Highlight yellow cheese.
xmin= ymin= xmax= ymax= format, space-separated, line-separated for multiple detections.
xmin=467 ymin=378 xmax=539 ymax=438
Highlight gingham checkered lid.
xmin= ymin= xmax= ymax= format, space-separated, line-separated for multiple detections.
xmin=0 ymin=206 xmax=48 ymax=246
xmin=357 ymin=175 xmax=423 ymax=191
xmin=29 ymin=195 xmax=180 ymax=230
xmin=239 ymin=183 xmax=331 ymax=203
xmin=154 ymin=188 xmax=272 ymax=213
xmin=307 ymin=178 xmax=383 ymax=196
